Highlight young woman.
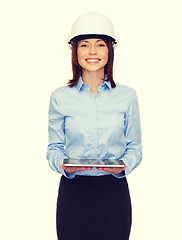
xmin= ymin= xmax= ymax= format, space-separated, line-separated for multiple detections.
xmin=47 ymin=12 xmax=142 ymax=240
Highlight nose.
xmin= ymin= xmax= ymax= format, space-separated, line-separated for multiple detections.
xmin=89 ymin=45 xmax=97 ymax=55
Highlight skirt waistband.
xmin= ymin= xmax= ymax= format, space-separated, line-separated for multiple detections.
xmin=61 ymin=174 xmax=126 ymax=185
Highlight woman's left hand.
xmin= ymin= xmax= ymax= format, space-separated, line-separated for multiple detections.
xmin=96 ymin=166 xmax=127 ymax=174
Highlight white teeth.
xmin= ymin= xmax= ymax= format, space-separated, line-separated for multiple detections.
xmin=86 ymin=59 xmax=100 ymax=62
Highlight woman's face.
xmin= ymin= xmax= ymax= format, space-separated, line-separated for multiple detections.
xmin=77 ymin=38 xmax=108 ymax=74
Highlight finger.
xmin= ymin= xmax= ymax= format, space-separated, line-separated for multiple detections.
xmin=62 ymin=165 xmax=93 ymax=173
xmin=76 ymin=166 xmax=93 ymax=171
xmin=86 ymin=167 xmax=93 ymax=170
xmin=104 ymin=166 xmax=126 ymax=171
xmin=103 ymin=167 xmax=112 ymax=172
xmin=96 ymin=167 xmax=104 ymax=170
xmin=103 ymin=167 xmax=126 ymax=174
xmin=71 ymin=166 xmax=87 ymax=172
xmin=62 ymin=165 xmax=77 ymax=173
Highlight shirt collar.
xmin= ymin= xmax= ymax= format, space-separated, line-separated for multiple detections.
xmin=103 ymin=79 xmax=112 ymax=90
xmin=76 ymin=76 xmax=85 ymax=92
xmin=76 ymin=76 xmax=112 ymax=92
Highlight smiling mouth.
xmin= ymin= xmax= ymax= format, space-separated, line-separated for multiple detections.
xmin=85 ymin=58 xmax=101 ymax=64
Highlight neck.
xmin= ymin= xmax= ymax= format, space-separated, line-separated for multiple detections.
xmin=82 ymin=70 xmax=105 ymax=91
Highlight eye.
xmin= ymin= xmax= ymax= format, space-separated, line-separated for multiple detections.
xmin=97 ymin=43 xmax=106 ymax=47
xmin=80 ymin=44 xmax=88 ymax=47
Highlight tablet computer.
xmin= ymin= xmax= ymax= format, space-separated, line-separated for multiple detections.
xmin=63 ymin=158 xmax=125 ymax=167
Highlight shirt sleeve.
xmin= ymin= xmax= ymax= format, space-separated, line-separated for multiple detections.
xmin=116 ymin=91 xmax=142 ymax=178
xmin=46 ymin=92 xmax=75 ymax=179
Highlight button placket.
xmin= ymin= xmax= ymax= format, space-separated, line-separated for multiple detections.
xmin=95 ymin=93 xmax=100 ymax=158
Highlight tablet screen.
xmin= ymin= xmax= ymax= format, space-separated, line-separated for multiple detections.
xmin=63 ymin=158 xmax=125 ymax=167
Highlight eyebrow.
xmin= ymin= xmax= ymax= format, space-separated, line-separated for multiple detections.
xmin=79 ymin=39 xmax=104 ymax=43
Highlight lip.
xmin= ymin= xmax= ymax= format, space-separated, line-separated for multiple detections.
xmin=85 ymin=58 xmax=101 ymax=64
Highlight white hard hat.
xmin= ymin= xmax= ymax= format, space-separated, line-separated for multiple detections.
xmin=67 ymin=12 xmax=118 ymax=48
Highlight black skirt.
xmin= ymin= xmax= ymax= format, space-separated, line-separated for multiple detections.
xmin=56 ymin=175 xmax=132 ymax=240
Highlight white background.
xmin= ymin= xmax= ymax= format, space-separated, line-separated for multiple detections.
xmin=0 ymin=0 xmax=182 ymax=239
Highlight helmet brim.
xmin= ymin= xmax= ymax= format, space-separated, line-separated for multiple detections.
xmin=68 ymin=34 xmax=117 ymax=46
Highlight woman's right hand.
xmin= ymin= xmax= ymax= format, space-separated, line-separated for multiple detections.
xmin=62 ymin=164 xmax=93 ymax=174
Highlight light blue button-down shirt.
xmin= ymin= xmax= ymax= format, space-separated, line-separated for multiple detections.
xmin=47 ymin=77 xmax=142 ymax=178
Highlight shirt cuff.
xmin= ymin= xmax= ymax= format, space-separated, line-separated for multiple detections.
xmin=121 ymin=159 xmax=131 ymax=175
xmin=64 ymin=171 xmax=76 ymax=179
xmin=112 ymin=170 xmax=126 ymax=179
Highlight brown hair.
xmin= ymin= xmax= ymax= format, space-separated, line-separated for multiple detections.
xmin=67 ymin=40 xmax=116 ymax=88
